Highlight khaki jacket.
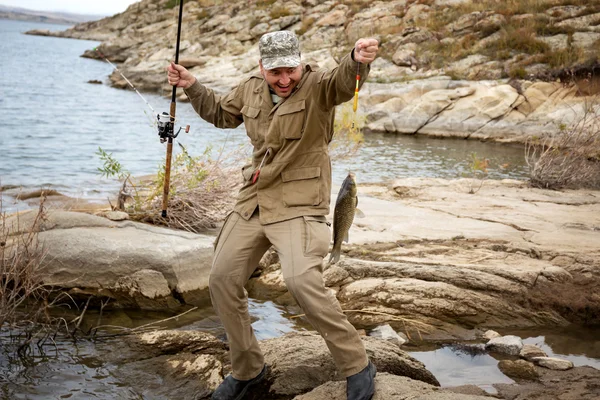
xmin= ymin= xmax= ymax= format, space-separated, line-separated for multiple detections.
xmin=184 ymin=52 xmax=369 ymax=224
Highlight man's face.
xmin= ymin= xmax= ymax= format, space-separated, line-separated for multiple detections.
xmin=260 ymin=62 xmax=303 ymax=98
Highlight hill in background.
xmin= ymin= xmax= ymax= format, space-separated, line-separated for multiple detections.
xmin=0 ymin=4 xmax=105 ymax=25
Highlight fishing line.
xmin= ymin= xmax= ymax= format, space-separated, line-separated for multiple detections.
xmin=93 ymin=47 xmax=158 ymax=119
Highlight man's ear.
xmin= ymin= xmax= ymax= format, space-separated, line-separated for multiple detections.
xmin=259 ymin=60 xmax=265 ymax=77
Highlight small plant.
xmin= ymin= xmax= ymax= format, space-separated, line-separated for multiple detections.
xmin=196 ymin=9 xmax=210 ymax=20
xmin=164 ymin=0 xmax=178 ymax=10
xmin=96 ymin=147 xmax=128 ymax=180
xmin=269 ymin=5 xmax=291 ymax=19
xmin=97 ymin=147 xmax=139 ymax=210
xmin=463 ymin=152 xmax=489 ymax=194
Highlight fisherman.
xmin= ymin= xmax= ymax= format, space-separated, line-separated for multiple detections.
xmin=167 ymin=31 xmax=379 ymax=400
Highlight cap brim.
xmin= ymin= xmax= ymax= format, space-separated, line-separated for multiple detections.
xmin=262 ymin=55 xmax=301 ymax=70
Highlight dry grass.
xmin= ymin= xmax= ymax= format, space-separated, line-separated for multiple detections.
xmin=129 ymin=143 xmax=245 ymax=232
xmin=526 ymin=97 xmax=600 ymax=189
xmin=0 ymin=197 xmax=48 ymax=328
xmin=330 ymin=103 xmax=365 ymax=160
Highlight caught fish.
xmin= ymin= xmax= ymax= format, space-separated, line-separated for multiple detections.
xmin=329 ymin=172 xmax=364 ymax=264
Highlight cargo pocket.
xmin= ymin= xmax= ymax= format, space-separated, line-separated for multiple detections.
xmin=276 ymin=99 xmax=306 ymax=139
xmin=302 ymin=215 xmax=331 ymax=258
xmin=241 ymin=105 xmax=261 ymax=140
xmin=282 ymin=167 xmax=321 ymax=207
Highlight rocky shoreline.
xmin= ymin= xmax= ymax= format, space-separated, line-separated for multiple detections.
xmin=6 ymin=177 xmax=599 ymax=398
xmin=24 ymin=0 xmax=600 ymax=144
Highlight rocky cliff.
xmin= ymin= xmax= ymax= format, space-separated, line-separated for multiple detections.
xmin=26 ymin=0 xmax=600 ymax=142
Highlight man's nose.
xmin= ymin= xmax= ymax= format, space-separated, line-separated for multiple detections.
xmin=279 ymin=73 xmax=291 ymax=85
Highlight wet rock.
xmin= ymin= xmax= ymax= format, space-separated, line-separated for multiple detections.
xmin=113 ymin=329 xmax=441 ymax=399
xmin=520 ymin=344 xmax=548 ymax=360
xmin=531 ymin=356 xmax=574 ymax=371
xmin=486 ymin=335 xmax=524 ymax=356
xmin=498 ymin=359 xmax=540 ymax=381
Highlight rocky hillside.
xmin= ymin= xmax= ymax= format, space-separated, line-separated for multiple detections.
xmin=26 ymin=0 xmax=600 ymax=141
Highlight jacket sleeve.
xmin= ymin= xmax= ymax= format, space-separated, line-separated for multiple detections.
xmin=315 ymin=50 xmax=370 ymax=110
xmin=183 ymin=80 xmax=245 ymax=129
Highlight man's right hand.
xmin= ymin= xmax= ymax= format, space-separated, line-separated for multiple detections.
xmin=167 ymin=62 xmax=197 ymax=89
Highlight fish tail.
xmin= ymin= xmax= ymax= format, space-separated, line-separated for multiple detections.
xmin=328 ymin=243 xmax=342 ymax=264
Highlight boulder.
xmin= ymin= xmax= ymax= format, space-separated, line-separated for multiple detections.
xmin=497 ymin=360 xmax=539 ymax=381
xmin=6 ymin=210 xmax=214 ymax=309
xmin=531 ymin=357 xmax=574 ymax=371
xmin=486 ymin=335 xmax=524 ymax=356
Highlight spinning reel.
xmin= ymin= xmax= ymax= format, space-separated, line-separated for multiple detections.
xmin=157 ymin=111 xmax=190 ymax=143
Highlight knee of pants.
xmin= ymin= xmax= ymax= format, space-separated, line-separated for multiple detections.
xmin=284 ymin=271 xmax=330 ymax=310
xmin=209 ymin=273 xmax=242 ymax=303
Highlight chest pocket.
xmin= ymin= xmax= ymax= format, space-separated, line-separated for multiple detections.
xmin=241 ymin=105 xmax=261 ymax=141
xmin=276 ymin=99 xmax=306 ymax=140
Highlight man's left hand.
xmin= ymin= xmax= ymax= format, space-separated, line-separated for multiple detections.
xmin=354 ymin=38 xmax=379 ymax=64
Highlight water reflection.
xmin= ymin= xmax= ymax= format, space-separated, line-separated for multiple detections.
xmin=334 ymin=133 xmax=528 ymax=184
xmin=408 ymin=345 xmax=515 ymax=394
xmin=501 ymin=326 xmax=600 ymax=369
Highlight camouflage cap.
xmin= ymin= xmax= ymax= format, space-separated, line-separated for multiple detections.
xmin=259 ymin=31 xmax=301 ymax=70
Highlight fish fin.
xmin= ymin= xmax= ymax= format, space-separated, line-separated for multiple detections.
xmin=355 ymin=208 xmax=365 ymax=218
xmin=344 ymin=232 xmax=349 ymax=243
xmin=328 ymin=248 xmax=341 ymax=264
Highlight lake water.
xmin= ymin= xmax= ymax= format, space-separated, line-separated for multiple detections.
xmin=0 ymin=19 xmax=529 ymax=214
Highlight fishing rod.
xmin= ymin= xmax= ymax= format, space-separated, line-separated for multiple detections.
xmin=161 ymin=0 xmax=186 ymax=218
xmin=94 ymin=2 xmax=189 ymax=218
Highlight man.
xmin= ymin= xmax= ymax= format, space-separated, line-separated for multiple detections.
xmin=167 ymin=31 xmax=379 ymax=400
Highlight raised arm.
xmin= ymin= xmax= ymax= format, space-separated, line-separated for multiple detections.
xmin=315 ymin=37 xmax=379 ymax=110
xmin=167 ymin=62 xmax=244 ymax=129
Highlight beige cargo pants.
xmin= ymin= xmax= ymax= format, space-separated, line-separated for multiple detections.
xmin=209 ymin=211 xmax=368 ymax=380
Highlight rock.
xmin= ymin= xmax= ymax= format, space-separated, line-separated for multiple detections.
xmin=483 ymin=330 xmax=501 ymax=340
xmin=531 ymin=357 xmax=574 ymax=371
xmin=323 ymin=265 xmax=352 ymax=287
xmin=392 ymin=44 xmax=418 ymax=67
xmin=538 ymin=34 xmax=569 ymax=51
xmin=102 ymin=210 xmax=129 ymax=221
xmin=178 ymin=58 xmax=206 ymax=68
xmin=316 ymin=9 xmax=346 ymax=27
xmin=520 ymin=344 xmax=548 ymax=360
xmin=369 ymin=324 xmax=407 ymax=346
xmin=261 ymin=332 xmax=438 ymax=398
xmin=114 ymin=330 xmax=441 ymax=399
xmin=498 ymin=360 xmax=539 ymax=380
xmin=294 ymin=373 xmax=493 ymax=400
xmin=486 ymin=335 xmax=524 ymax=356
xmin=6 ymin=210 xmax=214 ymax=309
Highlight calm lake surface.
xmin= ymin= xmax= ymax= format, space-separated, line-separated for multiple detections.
xmin=1 ymin=19 xmax=596 ymax=399
xmin=0 ymin=19 xmax=529 ymax=214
